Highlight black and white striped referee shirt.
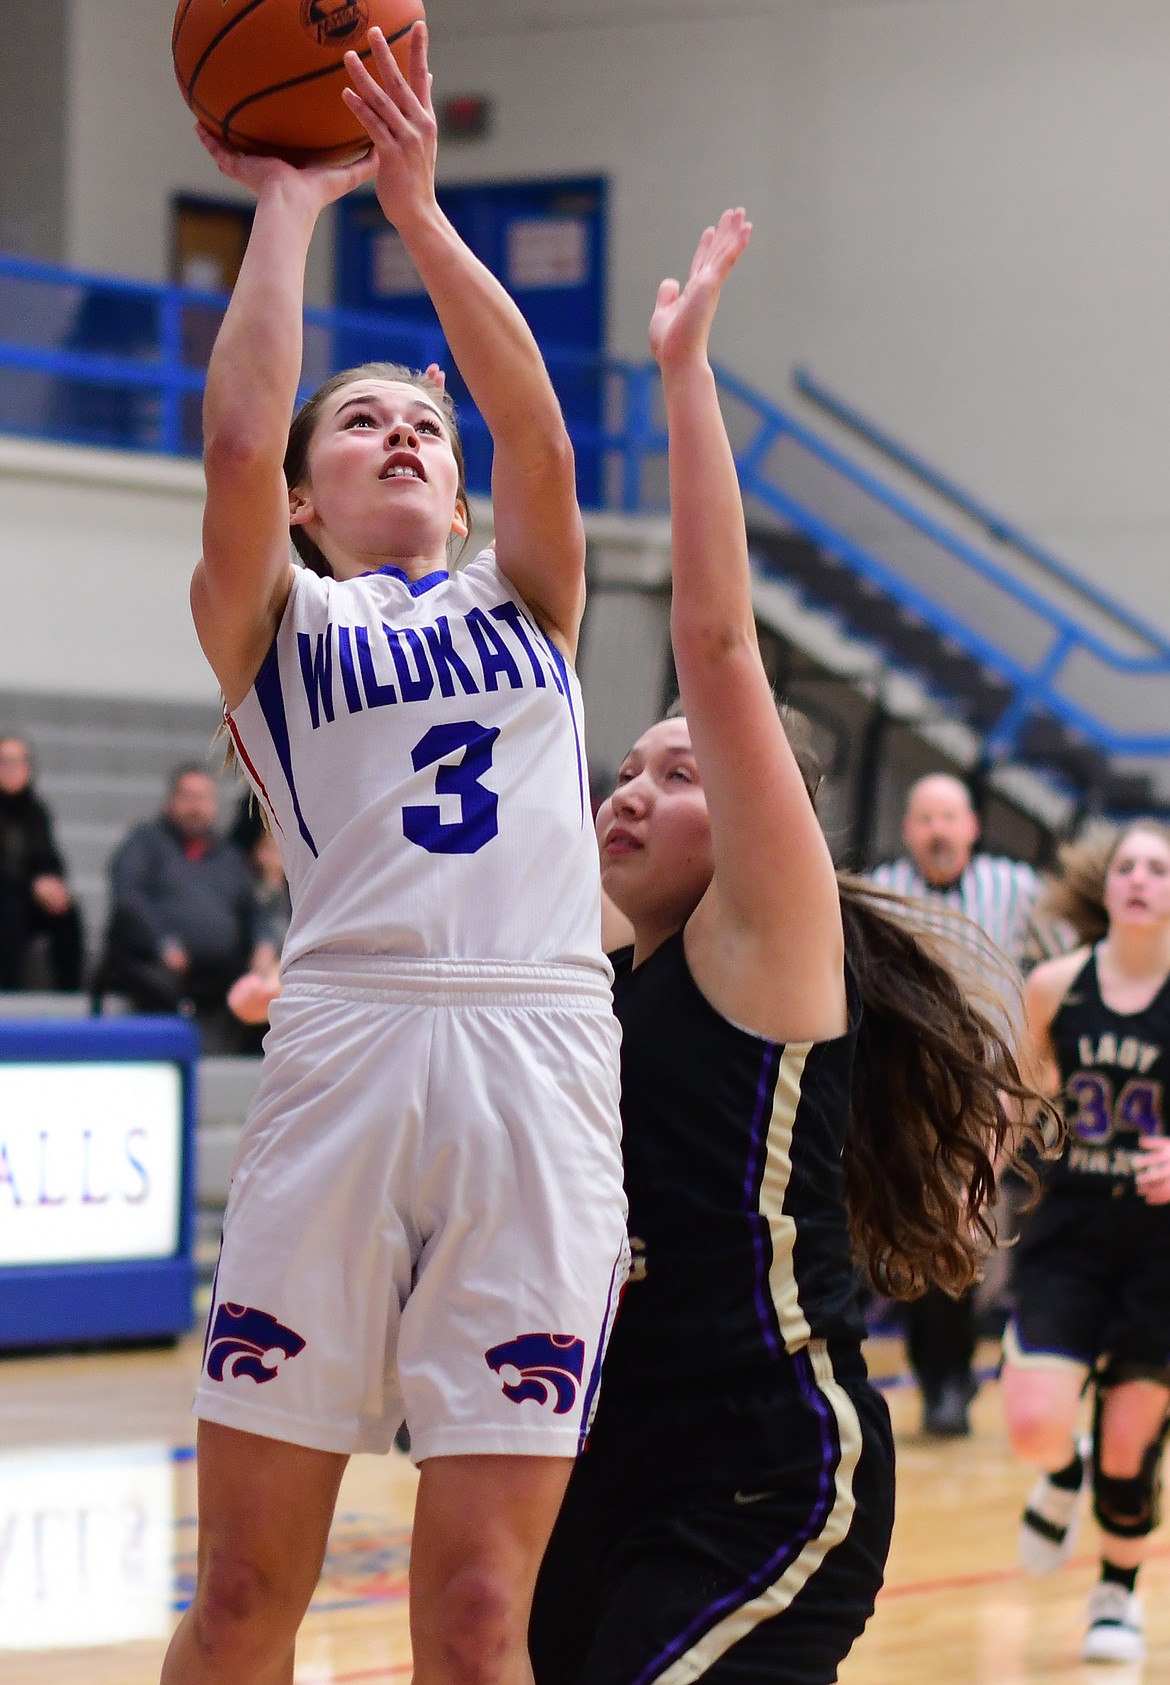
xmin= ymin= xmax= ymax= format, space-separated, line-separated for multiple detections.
xmin=867 ymin=853 xmax=1042 ymax=973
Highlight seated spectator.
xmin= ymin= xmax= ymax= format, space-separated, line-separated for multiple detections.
xmin=94 ymin=764 xmax=262 ymax=1051
xmin=0 ymin=734 xmax=84 ymax=991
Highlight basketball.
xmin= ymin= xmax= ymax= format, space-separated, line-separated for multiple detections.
xmin=172 ymin=0 xmax=426 ymax=164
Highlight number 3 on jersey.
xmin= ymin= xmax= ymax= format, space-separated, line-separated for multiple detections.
xmin=403 ymin=720 xmax=500 ymax=855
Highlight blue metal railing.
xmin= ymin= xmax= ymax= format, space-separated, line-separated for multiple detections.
xmin=0 ymin=252 xmax=453 ymax=460
xmin=0 ymin=253 xmax=623 ymax=494
xmin=705 ymin=364 xmax=1170 ymax=768
xmin=4 ymin=251 xmax=1170 ymax=778
xmin=793 ymin=365 xmax=1170 ymax=662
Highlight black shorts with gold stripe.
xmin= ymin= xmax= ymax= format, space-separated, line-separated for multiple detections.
xmin=530 ymin=1344 xmax=894 ymax=1685
xmin=1007 ymin=1188 xmax=1170 ymax=1383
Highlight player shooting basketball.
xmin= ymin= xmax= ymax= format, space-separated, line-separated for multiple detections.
xmin=162 ymin=26 xmax=628 ymax=1685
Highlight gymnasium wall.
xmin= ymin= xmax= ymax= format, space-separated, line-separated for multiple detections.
xmin=0 ymin=438 xmax=211 ymax=703
xmin=67 ymin=0 xmax=334 ymax=304
xmin=5 ymin=0 xmax=1170 ymax=692
xmin=422 ymin=0 xmax=1170 ymax=622
xmin=0 ymin=0 xmax=69 ymax=262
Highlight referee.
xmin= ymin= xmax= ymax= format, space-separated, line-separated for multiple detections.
xmin=869 ymin=773 xmax=1044 ymax=1434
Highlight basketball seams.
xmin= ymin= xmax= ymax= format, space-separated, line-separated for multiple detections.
xmin=183 ymin=79 xmax=242 ymax=142
xmin=220 ymin=24 xmax=415 ymax=148
xmin=222 ymin=46 xmax=375 ymax=138
xmin=170 ymin=0 xmax=198 ymax=65
xmin=180 ymin=0 xmax=271 ymax=108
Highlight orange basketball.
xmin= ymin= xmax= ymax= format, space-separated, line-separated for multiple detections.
xmin=173 ymin=0 xmax=426 ymax=164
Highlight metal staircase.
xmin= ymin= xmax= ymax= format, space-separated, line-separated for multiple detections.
xmin=784 ymin=369 xmax=1170 ymax=819
xmin=709 ymin=366 xmax=1170 ymax=828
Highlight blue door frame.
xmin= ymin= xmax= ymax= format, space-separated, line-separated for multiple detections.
xmin=335 ymin=175 xmax=608 ymax=504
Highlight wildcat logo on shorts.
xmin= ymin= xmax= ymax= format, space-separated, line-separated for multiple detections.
xmin=206 ymin=1302 xmax=306 ymax=1385
xmin=484 ymin=1333 xmax=586 ymax=1414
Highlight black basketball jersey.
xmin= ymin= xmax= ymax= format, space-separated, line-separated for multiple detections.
xmin=1047 ymin=947 xmax=1170 ymax=1196
xmin=600 ymin=931 xmax=865 ymax=1404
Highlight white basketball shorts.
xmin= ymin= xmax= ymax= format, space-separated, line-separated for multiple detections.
xmin=193 ymin=954 xmax=629 ymax=1462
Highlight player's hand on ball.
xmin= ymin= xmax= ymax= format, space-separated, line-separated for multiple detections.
xmin=649 ymin=208 xmax=752 ymax=372
xmin=1134 ymin=1136 xmax=1170 ymax=1204
xmin=342 ymin=24 xmax=438 ymax=235
xmin=194 ymin=123 xmax=375 ymax=207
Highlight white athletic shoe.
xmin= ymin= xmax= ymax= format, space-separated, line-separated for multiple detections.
xmin=1018 ymin=1436 xmax=1091 ymax=1575
xmin=1082 ymin=1583 xmax=1145 ymax=1664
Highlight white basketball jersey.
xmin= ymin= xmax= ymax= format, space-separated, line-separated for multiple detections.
xmin=227 ymin=549 xmax=607 ymax=975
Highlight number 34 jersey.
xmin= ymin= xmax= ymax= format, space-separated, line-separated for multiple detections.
xmin=1048 ymin=946 xmax=1170 ymax=1196
xmin=226 ymin=549 xmax=607 ymax=975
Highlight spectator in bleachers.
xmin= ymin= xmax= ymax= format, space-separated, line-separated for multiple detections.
xmin=869 ymin=772 xmax=1045 ymax=1435
xmin=0 ymin=733 xmax=84 ymax=992
xmin=94 ymin=764 xmax=262 ymax=1051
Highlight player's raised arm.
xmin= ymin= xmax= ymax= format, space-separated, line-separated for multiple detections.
xmin=343 ymin=26 xmax=585 ymax=654
xmin=191 ymin=136 xmax=375 ymax=706
xmin=654 ymin=211 xmax=845 ymax=1038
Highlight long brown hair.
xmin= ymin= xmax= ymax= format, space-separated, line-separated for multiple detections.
xmin=666 ymin=698 xmax=1053 ymax=1299
xmin=1039 ymin=818 xmax=1170 ymax=947
xmin=836 ymin=874 xmax=1043 ymax=1298
xmin=283 ymin=361 xmax=470 ymax=578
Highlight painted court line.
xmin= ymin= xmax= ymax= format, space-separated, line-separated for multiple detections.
xmin=882 ymin=1537 xmax=1170 ymax=1602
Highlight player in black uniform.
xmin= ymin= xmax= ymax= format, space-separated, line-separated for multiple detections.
xmin=1004 ymin=820 xmax=1170 ymax=1665
xmin=529 ymin=211 xmax=1045 ymax=1685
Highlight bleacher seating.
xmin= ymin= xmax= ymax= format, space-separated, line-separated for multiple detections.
xmin=0 ymin=688 xmax=227 ymax=963
xmin=0 ymin=991 xmax=124 ymax=1018
xmin=195 ymin=1054 xmax=262 ymax=1207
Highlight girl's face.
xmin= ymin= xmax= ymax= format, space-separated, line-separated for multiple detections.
xmin=595 ymin=718 xmax=715 ymax=930
xmin=1104 ymin=829 xmax=1170 ymax=930
xmin=291 ymin=379 xmax=466 ymax=572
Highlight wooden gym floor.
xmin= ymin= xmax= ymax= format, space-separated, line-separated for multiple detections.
xmin=1 ymin=1331 xmax=1166 ymax=1684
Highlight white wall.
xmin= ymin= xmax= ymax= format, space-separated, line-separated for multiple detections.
xmin=424 ymin=2 xmax=814 ymax=370
xmin=422 ymin=0 xmax=1170 ymax=625
xmin=0 ymin=438 xmax=213 ymax=703
xmin=11 ymin=0 xmax=1170 ymax=654
xmin=0 ymin=0 xmax=68 ymax=260
xmin=802 ymin=0 xmax=1170 ymax=621
xmin=0 ymin=436 xmax=497 ymax=708
xmin=66 ymin=0 xmax=334 ymax=303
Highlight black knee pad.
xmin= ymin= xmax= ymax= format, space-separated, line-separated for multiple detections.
xmin=1091 ymin=1387 xmax=1170 ymax=1540
xmin=1093 ymin=1465 xmax=1161 ymax=1539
